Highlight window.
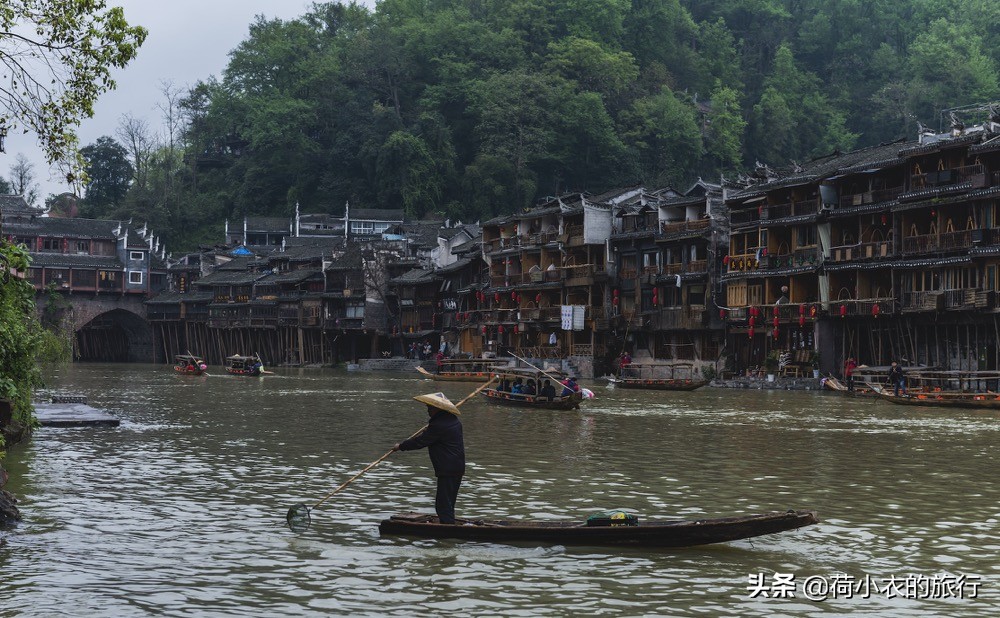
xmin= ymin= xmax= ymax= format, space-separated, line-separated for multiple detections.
xmin=796 ymin=225 xmax=817 ymax=247
xmin=346 ymin=302 xmax=365 ymax=318
xmin=75 ymin=240 xmax=89 ymax=254
xmin=130 ymin=251 xmax=145 ymax=261
xmin=128 ymin=271 xmax=143 ymax=285
xmin=42 ymin=238 xmax=61 ymax=252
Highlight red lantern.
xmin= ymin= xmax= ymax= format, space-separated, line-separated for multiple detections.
xmin=773 ymin=328 xmax=780 ymax=340
xmin=761 ymin=248 xmax=768 ymax=257
xmin=720 ymin=309 xmax=727 ymax=320
xmin=498 ymin=324 xmax=504 ymax=334
xmin=840 ymin=304 xmax=847 ymax=318
xmin=535 ymin=293 xmax=541 ymax=304
xmin=613 ymin=289 xmax=620 ymax=297
xmin=748 ymin=327 xmax=755 ymax=339
xmin=513 ymin=325 xmax=519 ymax=334
xmin=799 ymin=304 xmax=806 ymax=315
xmin=773 ymin=316 xmax=779 ymax=329
xmin=881 ymin=214 xmax=888 ymax=226
xmin=799 ymin=316 xmax=806 ymax=327
xmin=773 ymin=305 xmax=779 ymax=317
xmin=481 ymin=326 xmax=487 ymax=335
xmin=872 ymin=303 xmax=880 ymax=317
xmin=723 ymin=255 xmax=730 ymax=265
xmin=494 ymin=292 xmax=501 ymax=303
xmin=511 ymin=291 xmax=517 ymax=300
xmin=612 ymin=297 xmax=619 ymax=306
xmin=751 ymin=306 xmax=759 ymax=318
xmin=749 ymin=316 xmax=756 ymax=327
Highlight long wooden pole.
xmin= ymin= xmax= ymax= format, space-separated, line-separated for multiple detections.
xmin=511 ymin=352 xmax=568 ymax=387
xmin=309 ymin=376 xmax=497 ymax=512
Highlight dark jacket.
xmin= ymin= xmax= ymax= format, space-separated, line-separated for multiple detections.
xmin=888 ymin=366 xmax=904 ymax=382
xmin=399 ymin=411 xmax=465 ymax=477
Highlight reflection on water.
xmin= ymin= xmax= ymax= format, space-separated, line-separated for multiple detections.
xmin=1 ymin=364 xmax=998 ymax=616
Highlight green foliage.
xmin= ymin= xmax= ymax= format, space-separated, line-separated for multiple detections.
xmin=67 ymin=0 xmax=1000 ymax=251
xmin=80 ymin=136 xmax=134 ymax=217
xmin=0 ymin=241 xmax=49 ymax=452
xmin=0 ymin=1 xmax=146 ymax=181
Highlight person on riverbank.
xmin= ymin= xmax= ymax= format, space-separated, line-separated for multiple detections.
xmin=889 ymin=362 xmax=906 ymax=396
xmin=392 ymin=393 xmax=465 ymax=525
xmin=845 ymin=356 xmax=858 ymax=391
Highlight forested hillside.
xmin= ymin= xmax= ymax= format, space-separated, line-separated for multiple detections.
xmin=78 ymin=0 xmax=1000 ymax=251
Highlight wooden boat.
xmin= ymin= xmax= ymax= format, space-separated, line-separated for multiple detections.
xmin=225 ymin=354 xmax=263 ymax=376
xmin=481 ymin=366 xmax=584 ymax=410
xmin=609 ymin=363 xmax=708 ymax=391
xmin=822 ymin=375 xmax=879 ymax=397
xmin=379 ymin=509 xmax=819 ymax=548
xmin=416 ymin=359 xmax=506 ymax=382
xmin=173 ymin=353 xmax=207 ymax=376
xmin=877 ymin=388 xmax=1000 ymax=410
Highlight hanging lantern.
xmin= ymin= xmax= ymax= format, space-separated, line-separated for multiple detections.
xmin=535 ymin=293 xmax=542 ymax=304
xmin=872 ymin=303 xmax=880 ymax=317
xmin=498 ymin=324 xmax=504 ymax=334
xmin=751 ymin=306 xmax=759 ymax=318
xmin=773 ymin=305 xmax=779 ymax=317
xmin=749 ymin=316 xmax=756 ymax=327
xmin=761 ymin=248 xmax=768 ymax=257
xmin=840 ymin=304 xmax=848 ymax=318
xmin=748 ymin=327 xmax=755 ymax=339
xmin=810 ymin=305 xmax=818 ymax=318
xmin=612 ymin=296 xmax=619 ymax=306
xmin=513 ymin=325 xmax=519 ymax=334
xmin=511 ymin=291 xmax=517 ymax=300
xmin=773 ymin=327 xmax=780 ymax=340
xmin=880 ymin=214 xmax=888 ymax=226
xmin=720 ymin=308 xmax=727 ymax=320
xmin=799 ymin=304 xmax=806 ymax=315
xmin=723 ymin=255 xmax=730 ymax=265
xmin=481 ymin=326 xmax=487 ymax=334
xmin=773 ymin=316 xmax=779 ymax=329
xmin=494 ymin=292 xmax=501 ymax=303
xmin=613 ymin=289 xmax=620 ymax=297
xmin=799 ymin=315 xmax=806 ymax=327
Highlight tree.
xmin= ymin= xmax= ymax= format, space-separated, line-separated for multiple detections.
xmin=8 ymin=154 xmax=39 ymax=206
xmin=80 ymin=136 xmax=133 ymax=218
xmin=0 ymin=1 xmax=146 ymax=181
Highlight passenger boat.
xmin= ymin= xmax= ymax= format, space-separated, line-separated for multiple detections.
xmin=415 ymin=359 xmax=507 ymax=382
xmin=379 ymin=509 xmax=818 ymax=548
xmin=173 ymin=353 xmax=208 ymax=376
xmin=608 ymin=363 xmax=708 ymax=390
xmin=225 ymin=354 xmax=263 ymax=376
xmin=871 ymin=369 xmax=1000 ymax=409
xmin=481 ymin=367 xmax=584 ymax=410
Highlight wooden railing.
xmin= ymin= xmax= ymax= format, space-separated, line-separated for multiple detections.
xmin=839 ymin=186 xmax=904 ymax=208
xmin=829 ymin=241 xmax=893 ymax=261
xmin=660 ymin=219 xmax=710 ymax=235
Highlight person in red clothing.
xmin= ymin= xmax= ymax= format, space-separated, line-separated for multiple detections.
xmin=845 ymin=357 xmax=858 ymax=391
xmin=435 ymin=350 xmax=445 ymax=374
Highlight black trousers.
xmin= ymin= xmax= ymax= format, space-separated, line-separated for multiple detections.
xmin=435 ymin=475 xmax=462 ymax=524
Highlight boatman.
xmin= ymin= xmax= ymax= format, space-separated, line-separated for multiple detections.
xmin=392 ymin=392 xmax=465 ymax=524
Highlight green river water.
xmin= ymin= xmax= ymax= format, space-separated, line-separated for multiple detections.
xmin=0 ymin=363 xmax=997 ymax=616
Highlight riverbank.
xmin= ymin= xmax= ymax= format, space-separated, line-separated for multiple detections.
xmin=1 ymin=399 xmax=26 ymax=526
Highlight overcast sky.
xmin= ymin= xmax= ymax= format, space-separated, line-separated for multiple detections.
xmin=4 ymin=1 xmax=373 ymax=201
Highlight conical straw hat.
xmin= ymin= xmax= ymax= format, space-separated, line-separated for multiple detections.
xmin=413 ymin=392 xmax=461 ymax=415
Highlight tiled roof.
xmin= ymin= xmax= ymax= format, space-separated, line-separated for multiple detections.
xmin=3 ymin=216 xmax=120 ymax=239
xmin=245 ymin=217 xmax=290 ymax=232
xmin=348 ymin=207 xmax=405 ymax=221
xmin=389 ymin=267 xmax=436 ymax=285
xmin=28 ymin=253 xmax=122 ymax=269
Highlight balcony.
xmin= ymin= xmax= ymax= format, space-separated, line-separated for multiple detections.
xmin=652 ymin=306 xmax=707 ymax=330
xmin=565 ymin=264 xmax=605 ymax=287
xmin=565 ymin=224 xmax=585 ymax=246
xmin=730 ymin=209 xmax=761 ymax=227
xmin=838 ymin=186 xmax=904 ymax=208
xmin=902 ymin=230 xmax=973 ymax=255
xmin=660 ymin=218 xmax=710 ymax=238
xmin=829 ymin=241 xmax=893 ymax=262
xmin=901 ymin=291 xmax=944 ymax=313
xmin=909 ymin=164 xmax=986 ymax=190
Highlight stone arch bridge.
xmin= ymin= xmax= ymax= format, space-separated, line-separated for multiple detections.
xmin=44 ymin=294 xmax=156 ymax=363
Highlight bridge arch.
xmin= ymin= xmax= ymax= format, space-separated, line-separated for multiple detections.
xmin=75 ymin=308 xmax=155 ymax=363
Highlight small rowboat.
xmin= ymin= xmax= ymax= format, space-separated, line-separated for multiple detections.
xmin=609 ymin=377 xmax=708 ymax=391
xmin=173 ymin=353 xmax=207 ymax=376
xmin=877 ymin=389 xmax=1000 ymax=410
xmin=415 ymin=361 xmax=505 ymax=382
xmin=226 ymin=354 xmax=263 ymax=376
xmin=610 ymin=363 xmax=707 ymax=391
xmin=379 ymin=510 xmax=819 ymax=548
xmin=481 ymin=367 xmax=585 ymax=410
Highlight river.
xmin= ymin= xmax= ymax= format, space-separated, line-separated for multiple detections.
xmin=1 ymin=363 xmax=997 ymax=616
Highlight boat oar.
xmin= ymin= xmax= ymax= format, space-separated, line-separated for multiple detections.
xmin=255 ymin=352 xmax=275 ymax=375
xmin=286 ymin=376 xmax=497 ymax=531
xmin=511 ymin=352 xmax=570 ymax=388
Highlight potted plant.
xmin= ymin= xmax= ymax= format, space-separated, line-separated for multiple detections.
xmin=764 ymin=350 xmax=780 ymax=382
xmin=810 ymin=351 xmax=821 ymax=379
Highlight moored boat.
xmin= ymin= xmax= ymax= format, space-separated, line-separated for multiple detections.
xmin=174 ymin=353 xmax=208 ymax=376
xmin=821 ymin=375 xmax=879 ymax=397
xmin=877 ymin=389 xmax=1000 ymax=410
xmin=481 ymin=366 xmax=584 ymax=410
xmin=609 ymin=363 xmax=708 ymax=391
xmin=226 ymin=354 xmax=263 ymax=376
xmin=416 ymin=359 xmax=507 ymax=382
xmin=378 ymin=509 xmax=819 ymax=548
